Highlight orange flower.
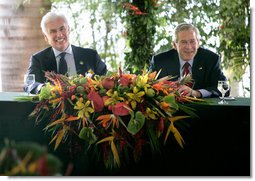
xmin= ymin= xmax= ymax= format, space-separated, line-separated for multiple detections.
xmin=96 ymin=114 xmax=118 ymax=129
xmin=152 ymin=82 xmax=164 ymax=93
xmin=160 ymin=102 xmax=170 ymax=110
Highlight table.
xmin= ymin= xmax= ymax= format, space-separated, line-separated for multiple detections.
xmin=0 ymin=92 xmax=251 ymax=176
xmin=0 ymin=92 xmax=43 ymax=143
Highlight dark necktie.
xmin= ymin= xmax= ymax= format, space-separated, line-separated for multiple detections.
xmin=182 ymin=62 xmax=191 ymax=76
xmin=58 ymin=52 xmax=67 ymax=75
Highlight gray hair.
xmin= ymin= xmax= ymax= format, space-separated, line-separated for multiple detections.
xmin=173 ymin=23 xmax=201 ymax=42
xmin=40 ymin=11 xmax=69 ymax=34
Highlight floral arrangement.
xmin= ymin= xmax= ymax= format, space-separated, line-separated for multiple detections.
xmin=18 ymin=69 xmax=204 ymax=169
xmin=0 ymin=140 xmax=62 ymax=176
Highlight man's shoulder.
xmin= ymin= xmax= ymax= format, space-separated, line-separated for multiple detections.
xmin=32 ymin=47 xmax=52 ymax=57
xmin=71 ymin=45 xmax=96 ymax=54
xmin=154 ymin=49 xmax=177 ymax=58
xmin=197 ymin=47 xmax=219 ymax=58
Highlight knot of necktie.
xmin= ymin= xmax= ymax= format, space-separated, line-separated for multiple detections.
xmin=58 ymin=52 xmax=67 ymax=75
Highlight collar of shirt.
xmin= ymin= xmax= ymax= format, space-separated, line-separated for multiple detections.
xmin=52 ymin=44 xmax=73 ymax=58
xmin=52 ymin=45 xmax=77 ymax=76
xmin=179 ymin=58 xmax=194 ymax=69
xmin=178 ymin=57 xmax=193 ymax=77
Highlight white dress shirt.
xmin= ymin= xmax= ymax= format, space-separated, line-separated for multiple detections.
xmin=53 ymin=45 xmax=77 ymax=76
xmin=178 ymin=58 xmax=212 ymax=98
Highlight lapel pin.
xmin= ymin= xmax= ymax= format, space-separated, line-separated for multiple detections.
xmin=199 ymin=67 xmax=203 ymax=70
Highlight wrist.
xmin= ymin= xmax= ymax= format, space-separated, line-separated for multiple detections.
xmin=191 ymin=90 xmax=202 ymax=98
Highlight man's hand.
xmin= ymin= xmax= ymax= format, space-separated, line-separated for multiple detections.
xmin=177 ymin=85 xmax=202 ymax=98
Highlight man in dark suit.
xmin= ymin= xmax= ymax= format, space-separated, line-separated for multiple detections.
xmin=150 ymin=23 xmax=228 ymax=98
xmin=24 ymin=12 xmax=107 ymax=94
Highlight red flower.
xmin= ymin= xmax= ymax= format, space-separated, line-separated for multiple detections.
xmin=87 ymin=90 xmax=104 ymax=112
xmin=102 ymin=77 xmax=115 ymax=90
xmin=156 ymin=117 xmax=165 ymax=137
xmin=112 ymin=102 xmax=130 ymax=116
xmin=37 ymin=154 xmax=48 ymax=176
xmin=118 ymin=77 xmax=130 ymax=87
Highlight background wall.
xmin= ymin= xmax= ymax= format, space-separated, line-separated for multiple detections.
xmin=0 ymin=0 xmax=50 ymax=91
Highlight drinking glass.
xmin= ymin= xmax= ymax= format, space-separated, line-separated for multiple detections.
xmin=24 ymin=74 xmax=35 ymax=95
xmin=217 ymin=80 xmax=230 ymax=104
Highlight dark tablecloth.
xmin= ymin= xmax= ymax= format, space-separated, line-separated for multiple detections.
xmin=0 ymin=92 xmax=250 ymax=176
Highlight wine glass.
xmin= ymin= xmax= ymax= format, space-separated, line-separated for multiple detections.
xmin=24 ymin=74 xmax=35 ymax=95
xmin=217 ymin=80 xmax=230 ymax=104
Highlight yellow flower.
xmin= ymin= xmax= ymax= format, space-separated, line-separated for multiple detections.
xmin=126 ymin=86 xmax=145 ymax=109
xmin=144 ymin=107 xmax=158 ymax=120
xmin=105 ymin=90 xmax=125 ymax=106
xmin=136 ymin=74 xmax=151 ymax=92
xmin=74 ymin=98 xmax=94 ymax=118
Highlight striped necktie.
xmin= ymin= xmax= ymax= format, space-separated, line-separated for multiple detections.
xmin=182 ymin=62 xmax=194 ymax=87
xmin=182 ymin=62 xmax=191 ymax=76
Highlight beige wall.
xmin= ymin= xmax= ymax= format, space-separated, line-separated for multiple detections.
xmin=0 ymin=0 xmax=50 ymax=92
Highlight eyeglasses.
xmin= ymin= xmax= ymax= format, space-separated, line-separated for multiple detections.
xmin=177 ymin=39 xmax=197 ymax=46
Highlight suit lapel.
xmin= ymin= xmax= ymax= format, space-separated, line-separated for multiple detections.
xmin=46 ymin=48 xmax=57 ymax=72
xmin=192 ymin=51 xmax=204 ymax=83
xmin=167 ymin=51 xmax=181 ymax=80
xmin=72 ymin=45 xmax=86 ymax=75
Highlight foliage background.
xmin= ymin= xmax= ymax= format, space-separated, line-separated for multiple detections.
xmin=47 ymin=0 xmax=250 ymax=96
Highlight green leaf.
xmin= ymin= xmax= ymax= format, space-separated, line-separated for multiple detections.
xmin=127 ymin=111 xmax=145 ymax=135
xmin=147 ymin=126 xmax=161 ymax=154
xmin=15 ymin=96 xmax=37 ymax=102
xmin=39 ymin=85 xmax=51 ymax=101
xmin=178 ymin=104 xmax=199 ymax=118
xmin=79 ymin=127 xmax=97 ymax=144
xmin=163 ymin=94 xmax=179 ymax=110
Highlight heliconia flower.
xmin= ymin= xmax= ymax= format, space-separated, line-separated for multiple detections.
xmin=152 ymin=82 xmax=164 ymax=93
xmin=148 ymin=71 xmax=157 ymax=81
xmin=118 ymin=77 xmax=130 ymax=87
xmin=160 ymin=102 xmax=170 ymax=110
xmin=122 ymin=73 xmax=136 ymax=80
xmin=102 ymin=77 xmax=115 ymax=90
xmin=123 ymin=3 xmax=148 ymax=15
xmin=96 ymin=114 xmax=118 ymax=129
xmin=163 ymin=80 xmax=178 ymax=88
xmin=87 ymin=90 xmax=104 ymax=112
xmin=112 ymin=102 xmax=130 ymax=116
xmin=156 ymin=117 xmax=165 ymax=137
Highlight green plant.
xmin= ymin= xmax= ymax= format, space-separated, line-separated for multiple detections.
xmin=122 ymin=0 xmax=159 ymax=73
xmin=0 ymin=140 xmax=62 ymax=176
xmin=218 ymin=0 xmax=250 ymax=82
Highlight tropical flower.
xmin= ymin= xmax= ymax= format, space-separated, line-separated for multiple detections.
xmin=0 ymin=140 xmax=62 ymax=176
xmin=18 ymin=69 xmax=204 ymax=169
